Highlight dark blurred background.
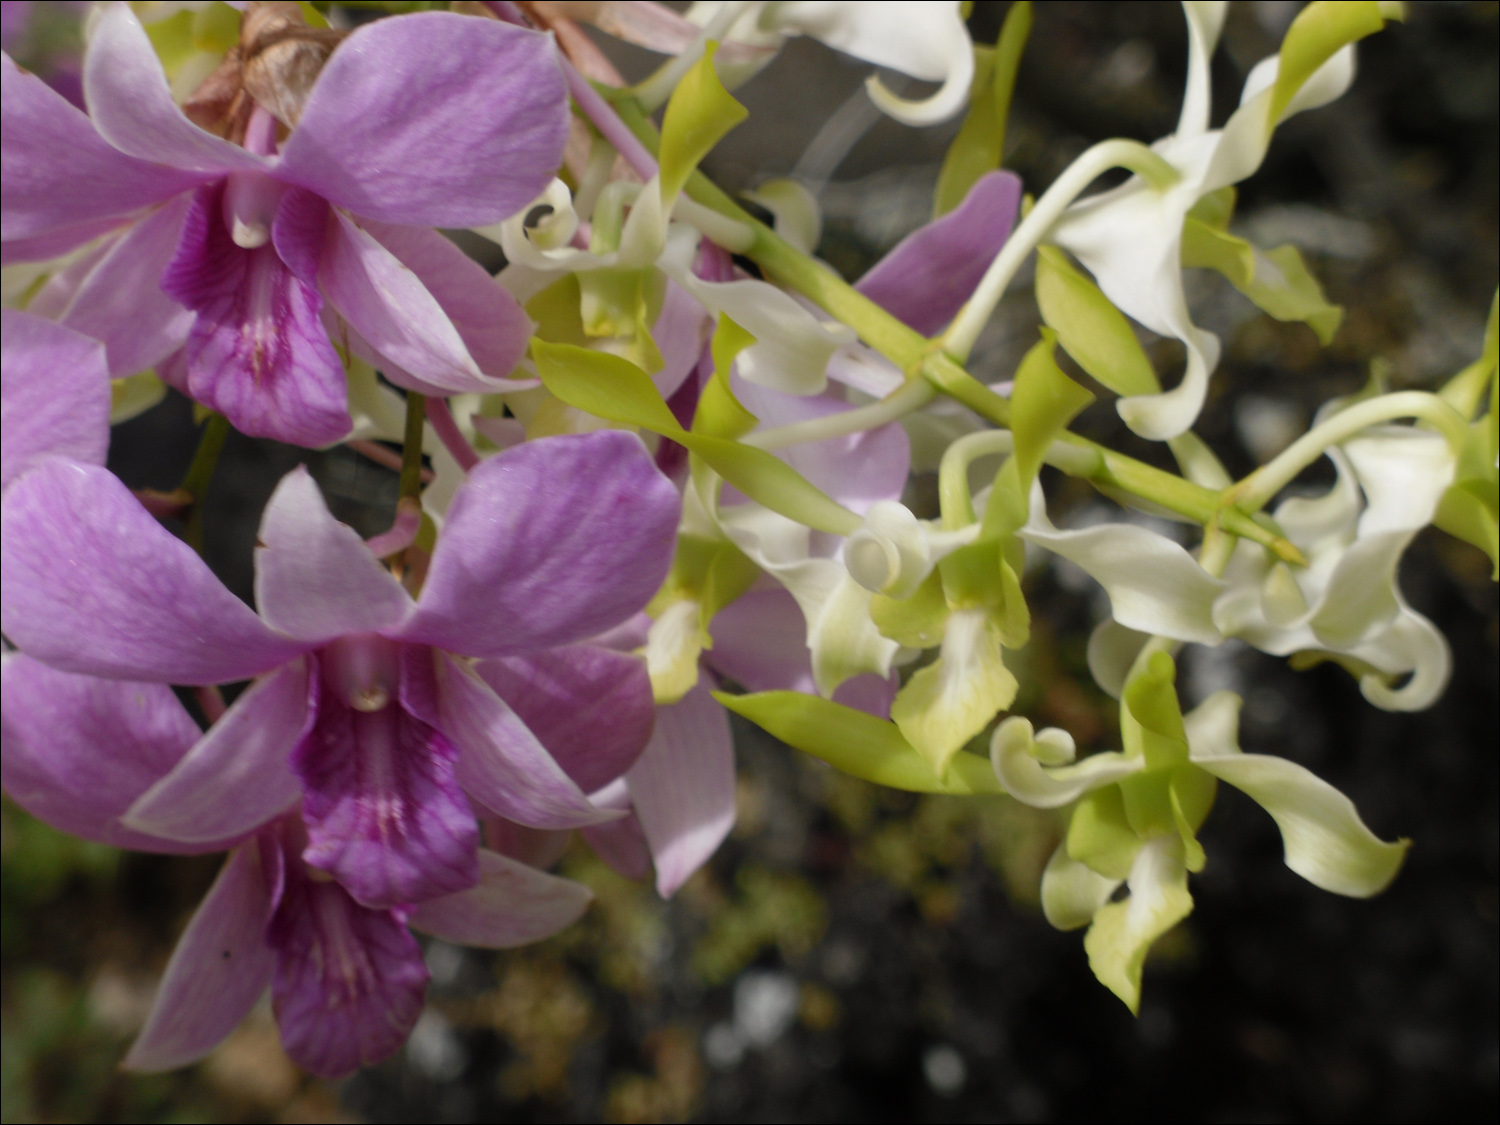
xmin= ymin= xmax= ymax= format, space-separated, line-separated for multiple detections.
xmin=3 ymin=2 xmax=1496 ymax=1121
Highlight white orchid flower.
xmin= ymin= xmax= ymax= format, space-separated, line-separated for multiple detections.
xmin=1213 ymin=425 xmax=1455 ymax=711
xmin=994 ymin=683 xmax=1408 ymax=1012
xmin=1047 ymin=1 xmax=1401 ymax=440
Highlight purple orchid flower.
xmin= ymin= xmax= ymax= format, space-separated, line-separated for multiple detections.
xmin=0 ymin=654 xmax=592 ymax=1078
xmin=1 ymin=429 xmax=680 ymax=909
xmin=1 ymin=3 xmax=565 ymax=445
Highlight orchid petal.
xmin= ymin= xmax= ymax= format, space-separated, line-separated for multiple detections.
xmin=891 ymin=609 xmax=1017 ymax=775
xmin=124 ymin=844 xmax=277 ymax=1071
xmin=991 ymin=716 xmax=1143 ymax=809
xmin=320 ymin=210 xmax=494 ymax=395
xmin=1085 ymin=619 xmax=1152 ymax=699
xmin=0 ymin=653 xmax=219 ymax=853
xmin=476 ymin=646 xmax=654 ymax=794
xmin=162 ymin=183 xmax=351 ymax=446
xmin=426 ymin=651 xmax=615 ymax=830
xmin=771 ymin=1 xmax=974 ymax=125
xmin=1083 ymin=835 xmax=1193 ymax=1014
xmin=1185 ymin=691 xmax=1408 ymax=896
xmin=58 ymin=195 xmax=194 ymax=378
xmin=580 ymin=798 xmax=655 ymax=882
xmin=661 ymin=226 xmax=852 ymax=395
xmin=1022 ymin=500 xmax=1224 ymax=645
xmin=1 ymin=311 xmax=108 ymax=489
xmin=401 ymin=432 xmax=679 ymax=657
xmin=1179 ymin=3 xmax=1230 ymax=137
xmin=0 ymin=459 xmax=304 ymax=683
xmin=278 ymin=13 xmax=567 ymax=227
xmin=357 ymin=220 xmax=537 ymax=387
xmin=124 ymin=660 xmax=310 ymax=844
xmin=267 ymin=849 xmax=428 ymax=1079
xmin=855 ymin=170 xmax=1021 ymax=336
xmin=626 ymin=678 xmax=736 ymax=898
xmin=408 ymin=849 xmax=593 ymax=947
xmin=1 ymin=53 xmax=203 ymax=243
xmin=254 ymin=467 xmax=412 ymax=644
xmin=84 ymin=3 xmax=264 ymax=175
xmin=1039 ymin=843 xmax=1121 ymax=931
xmin=1350 ymin=610 xmax=1452 ymax=713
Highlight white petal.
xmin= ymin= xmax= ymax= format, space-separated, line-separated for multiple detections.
xmin=1040 ymin=843 xmax=1121 ymax=931
xmin=991 ymin=716 xmax=1143 ymax=809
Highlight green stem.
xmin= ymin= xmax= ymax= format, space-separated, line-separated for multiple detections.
xmin=988 ymin=0 xmax=1032 ymax=179
xmin=399 ymin=392 xmax=427 ymax=503
xmin=942 ymin=138 xmax=1179 ymax=362
xmin=1230 ymin=391 xmax=1468 ymax=513
xmin=180 ymin=412 xmax=230 ymax=553
xmin=609 ymin=98 xmax=1295 ymax=561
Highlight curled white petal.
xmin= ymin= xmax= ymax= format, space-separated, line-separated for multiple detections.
xmin=1040 ymin=843 xmax=1121 ymax=931
xmin=990 ymin=716 xmax=1142 ymax=810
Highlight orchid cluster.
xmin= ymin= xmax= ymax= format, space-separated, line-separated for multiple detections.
xmin=1 ymin=0 xmax=1495 ymax=1080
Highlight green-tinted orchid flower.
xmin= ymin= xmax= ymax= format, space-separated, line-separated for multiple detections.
xmin=1044 ymin=1 xmax=1402 ymax=441
xmin=994 ymin=654 xmax=1408 ymax=1012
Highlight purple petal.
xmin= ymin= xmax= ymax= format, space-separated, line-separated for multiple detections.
xmin=124 ymin=843 xmax=277 ymax=1071
xmin=626 ymin=680 xmax=736 ymax=897
xmin=423 ymin=650 xmax=616 ymax=830
xmin=1 ymin=310 xmax=108 ymax=489
xmin=1 ymin=216 xmax=131 ymax=267
xmin=59 ymin=195 xmax=194 ymax=377
xmin=0 ymin=458 xmax=305 ymax=683
xmin=293 ymin=648 xmax=479 ymax=909
xmin=267 ymin=839 xmax=428 ymax=1079
xmin=731 ymin=377 xmax=911 ymax=515
xmin=123 ymin=659 xmax=310 ymax=844
xmin=270 ymin=186 xmax=328 ymax=287
xmin=277 ymin=12 xmax=566 ymax=227
xmin=161 ymin=183 xmax=351 ymax=446
xmin=476 ymin=646 xmax=654 ymax=793
xmin=320 ymin=210 xmax=494 ymax=395
xmin=0 ymin=53 xmax=202 ymax=243
xmin=83 ymin=3 xmax=264 ymax=175
xmin=357 ymin=220 xmax=535 ymax=384
xmin=580 ymin=784 xmax=654 ymax=882
xmin=706 ymin=586 xmax=897 ymax=717
xmin=399 ymin=432 xmax=680 ymax=657
xmin=254 ymin=466 xmax=412 ymax=644
xmin=482 ymin=818 xmax=571 ymax=870
xmin=855 ymin=170 xmax=1021 ymax=336
xmin=408 ymin=849 xmax=592 ymax=948
xmin=653 ymin=281 xmax=710 ymax=400
xmin=0 ymin=652 xmax=217 ymax=853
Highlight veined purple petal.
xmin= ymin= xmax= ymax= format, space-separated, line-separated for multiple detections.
xmin=1 ymin=215 xmax=135 ymax=266
xmin=254 ymin=467 xmax=412 ymax=644
xmin=855 ymin=170 xmax=1021 ymax=336
xmin=706 ymin=586 xmax=898 ymax=717
xmin=124 ymin=842 xmax=278 ymax=1071
xmin=0 ymin=653 xmax=224 ymax=853
xmin=1 ymin=53 xmax=203 ymax=244
xmin=399 ymin=432 xmax=679 ymax=657
xmin=731 ymin=377 xmax=911 ymax=515
xmin=408 ymin=849 xmax=592 ymax=948
xmin=320 ymin=210 xmax=495 ymax=395
xmin=423 ymin=650 xmax=616 ymax=830
xmin=83 ymin=3 xmax=265 ymax=175
xmin=476 ymin=646 xmax=654 ymax=793
xmin=580 ymin=781 xmax=653 ymax=881
xmin=627 ymin=679 xmax=736 ymax=898
xmin=58 ymin=194 xmax=194 ymax=377
xmin=277 ymin=12 xmax=567 ymax=227
xmin=162 ymin=182 xmax=351 ymax=446
xmin=270 ymin=187 xmax=329 ymax=288
xmin=0 ymin=458 xmax=305 ymax=683
xmin=123 ymin=659 xmax=311 ymax=844
xmin=358 ymin=220 xmax=535 ymax=385
xmin=267 ymin=830 xmax=428 ymax=1079
xmin=1 ymin=311 xmax=108 ymax=489
xmin=293 ymin=647 xmax=479 ymax=909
